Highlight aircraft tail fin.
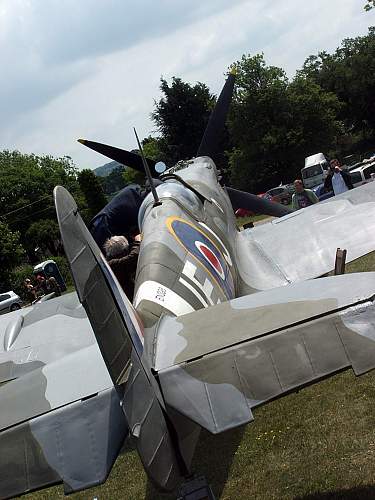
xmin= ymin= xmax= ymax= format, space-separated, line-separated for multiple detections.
xmin=54 ymin=186 xmax=182 ymax=490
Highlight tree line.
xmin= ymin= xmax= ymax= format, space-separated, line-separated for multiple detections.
xmin=1 ymin=26 xmax=374 ymax=292
xmin=146 ymin=27 xmax=375 ymax=193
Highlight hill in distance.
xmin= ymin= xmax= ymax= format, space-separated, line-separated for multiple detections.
xmin=93 ymin=160 xmax=123 ymax=177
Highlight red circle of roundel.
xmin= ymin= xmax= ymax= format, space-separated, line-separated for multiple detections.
xmin=195 ymin=241 xmax=225 ymax=279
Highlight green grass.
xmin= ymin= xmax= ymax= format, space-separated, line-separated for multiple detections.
xmin=22 ymin=252 xmax=375 ymax=500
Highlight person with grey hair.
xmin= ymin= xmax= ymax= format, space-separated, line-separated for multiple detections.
xmin=103 ymin=235 xmax=130 ymax=259
xmin=104 ymin=234 xmax=141 ymax=300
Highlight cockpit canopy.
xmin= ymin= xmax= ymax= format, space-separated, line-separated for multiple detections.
xmin=138 ymin=180 xmax=203 ymax=230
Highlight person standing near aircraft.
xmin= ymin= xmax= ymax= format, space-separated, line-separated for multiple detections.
xmin=24 ymin=278 xmax=37 ymax=303
xmin=103 ymin=234 xmax=141 ymax=300
xmin=324 ymin=159 xmax=353 ymax=195
xmin=89 ymin=180 xmax=163 ymax=251
xmin=90 ymin=184 xmax=145 ymax=250
xmin=292 ymin=179 xmax=319 ymax=210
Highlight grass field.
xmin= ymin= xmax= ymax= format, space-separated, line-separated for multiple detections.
xmin=22 ymin=252 xmax=375 ymax=500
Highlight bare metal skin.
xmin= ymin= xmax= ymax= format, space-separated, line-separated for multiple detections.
xmin=3 ymin=72 xmax=375 ymax=497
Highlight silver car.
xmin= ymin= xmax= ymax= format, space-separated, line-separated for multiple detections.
xmin=0 ymin=291 xmax=22 ymax=314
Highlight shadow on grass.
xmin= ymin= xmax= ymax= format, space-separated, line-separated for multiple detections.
xmin=144 ymin=426 xmax=245 ymax=500
xmin=297 ymin=485 xmax=375 ymax=499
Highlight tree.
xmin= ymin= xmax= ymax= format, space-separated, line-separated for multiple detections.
xmin=142 ymin=136 xmax=165 ymax=162
xmin=228 ymin=54 xmax=342 ymax=192
xmin=26 ymin=219 xmax=61 ymax=256
xmin=365 ymin=1 xmax=375 ymax=11
xmin=122 ymin=167 xmax=145 ymax=186
xmin=228 ymin=54 xmax=290 ymax=191
xmin=77 ymin=169 xmax=107 ymax=220
xmin=283 ymin=77 xmax=342 ymax=173
xmin=102 ymin=165 xmax=126 ymax=195
xmin=0 ymin=221 xmax=25 ymax=290
xmin=151 ymin=77 xmax=215 ymax=166
xmin=300 ymin=27 xmax=375 ymax=146
xmin=0 ymin=151 xmax=83 ymax=254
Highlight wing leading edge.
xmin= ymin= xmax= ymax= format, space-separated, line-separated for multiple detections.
xmin=237 ymin=181 xmax=375 ymax=292
xmin=154 ymin=273 xmax=375 ymax=433
xmin=0 ymin=295 xmax=128 ymax=499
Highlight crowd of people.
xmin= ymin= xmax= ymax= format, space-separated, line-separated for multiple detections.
xmin=292 ymin=158 xmax=354 ymax=210
xmin=24 ymin=274 xmax=61 ymax=304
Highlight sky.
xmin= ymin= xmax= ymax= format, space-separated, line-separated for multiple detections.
xmin=0 ymin=0 xmax=374 ymax=169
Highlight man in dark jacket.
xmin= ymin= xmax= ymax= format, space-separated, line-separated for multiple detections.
xmin=90 ymin=184 xmax=145 ymax=251
xmin=324 ymin=159 xmax=353 ymax=195
xmin=103 ymin=234 xmax=141 ymax=301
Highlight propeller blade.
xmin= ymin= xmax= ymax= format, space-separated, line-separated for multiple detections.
xmin=197 ymin=69 xmax=236 ymax=158
xmin=78 ymin=139 xmax=158 ymax=176
xmin=226 ymin=187 xmax=292 ymax=218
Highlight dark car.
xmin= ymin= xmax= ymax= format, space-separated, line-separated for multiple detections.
xmin=263 ymin=187 xmax=291 ymax=205
xmin=312 ymin=183 xmax=334 ymax=201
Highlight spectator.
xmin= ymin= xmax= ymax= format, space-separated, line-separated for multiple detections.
xmin=47 ymin=276 xmax=62 ymax=297
xmin=324 ymin=159 xmax=353 ymax=195
xmin=104 ymin=234 xmax=141 ymax=301
xmin=36 ymin=275 xmax=48 ymax=295
xmin=292 ymin=179 xmax=319 ymax=210
xmin=24 ymin=278 xmax=37 ymax=303
xmin=90 ymin=181 xmax=162 ymax=251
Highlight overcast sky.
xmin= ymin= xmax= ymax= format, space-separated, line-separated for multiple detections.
xmin=1 ymin=0 xmax=374 ymax=169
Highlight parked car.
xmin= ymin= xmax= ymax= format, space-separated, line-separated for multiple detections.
xmin=235 ymin=208 xmax=254 ymax=218
xmin=263 ymin=187 xmax=291 ymax=205
xmin=312 ymin=184 xmax=334 ymax=201
xmin=350 ymin=162 xmax=375 ymax=187
xmin=234 ymin=193 xmax=267 ymax=217
xmin=0 ymin=291 xmax=22 ymax=315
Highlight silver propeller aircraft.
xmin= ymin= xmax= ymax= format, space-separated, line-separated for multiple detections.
xmin=2 ymin=71 xmax=375 ymax=499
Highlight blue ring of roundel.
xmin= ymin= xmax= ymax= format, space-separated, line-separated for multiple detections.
xmin=171 ymin=218 xmax=235 ymax=300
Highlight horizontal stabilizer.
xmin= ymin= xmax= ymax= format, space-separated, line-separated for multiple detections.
xmin=155 ymin=273 xmax=375 ymax=433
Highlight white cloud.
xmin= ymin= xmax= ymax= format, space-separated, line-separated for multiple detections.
xmin=0 ymin=0 xmax=374 ymax=168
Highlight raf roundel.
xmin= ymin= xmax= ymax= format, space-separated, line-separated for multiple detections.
xmin=195 ymin=241 xmax=225 ymax=280
xmin=166 ymin=216 xmax=235 ymax=300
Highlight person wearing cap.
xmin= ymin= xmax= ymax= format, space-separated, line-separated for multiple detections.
xmin=292 ymin=179 xmax=319 ymax=210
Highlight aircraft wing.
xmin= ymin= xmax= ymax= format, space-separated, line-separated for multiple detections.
xmin=0 ymin=293 xmax=92 ymax=383
xmin=0 ymin=294 xmax=127 ymax=499
xmin=237 ymin=181 xmax=375 ymax=291
xmin=154 ymin=272 xmax=375 ymax=433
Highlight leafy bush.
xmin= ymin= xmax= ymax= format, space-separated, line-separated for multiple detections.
xmin=9 ymin=264 xmax=34 ymax=302
xmin=8 ymin=256 xmax=74 ymax=303
xmin=51 ymin=256 xmax=74 ymax=288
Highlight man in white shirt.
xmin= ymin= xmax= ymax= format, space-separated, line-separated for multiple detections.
xmin=325 ymin=159 xmax=353 ymax=196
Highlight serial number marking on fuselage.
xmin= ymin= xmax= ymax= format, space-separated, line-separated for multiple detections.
xmin=134 ymin=281 xmax=194 ymax=316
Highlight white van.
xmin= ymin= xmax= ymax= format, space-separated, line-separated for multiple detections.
xmin=301 ymin=153 xmax=329 ymax=188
